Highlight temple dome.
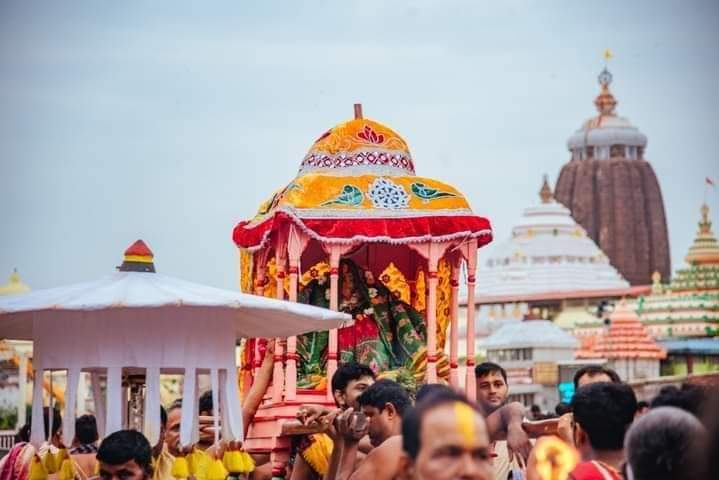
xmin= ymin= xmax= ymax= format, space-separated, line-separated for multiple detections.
xmin=566 ymin=68 xmax=647 ymax=155
xmin=298 ymin=105 xmax=415 ymax=177
xmin=555 ymin=66 xmax=671 ymax=285
xmin=478 ymin=177 xmax=629 ymax=296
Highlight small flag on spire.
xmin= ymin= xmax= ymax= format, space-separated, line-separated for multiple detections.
xmin=707 ymin=177 xmax=715 ymax=187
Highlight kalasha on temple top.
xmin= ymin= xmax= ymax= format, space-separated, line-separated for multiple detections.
xmin=233 ymin=105 xmax=492 ymax=250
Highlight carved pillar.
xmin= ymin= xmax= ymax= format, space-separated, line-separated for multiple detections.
xmin=327 ymin=246 xmax=341 ymax=401
xmin=449 ymin=261 xmax=460 ymax=388
xmin=273 ymin=251 xmax=286 ymax=404
xmin=464 ymin=239 xmax=478 ymax=401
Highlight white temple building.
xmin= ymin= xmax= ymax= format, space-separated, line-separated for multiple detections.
xmin=452 ymin=179 xmax=643 ymax=378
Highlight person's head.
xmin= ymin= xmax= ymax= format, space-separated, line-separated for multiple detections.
xmin=530 ymin=405 xmax=542 ymax=418
xmin=97 ymin=430 xmax=152 ymax=480
xmin=415 ymin=383 xmax=456 ymax=403
xmin=650 ymin=383 xmax=707 ymax=417
xmin=555 ymin=402 xmax=572 ymax=416
xmin=474 ymin=362 xmax=508 ymax=414
xmin=165 ymin=399 xmax=182 ymax=456
xmin=357 ymin=379 xmax=411 ymax=447
xmin=331 ymin=362 xmax=376 ymax=410
xmin=573 ymin=365 xmax=621 ymax=389
xmin=199 ymin=390 xmax=213 ymax=416
xmin=571 ymin=382 xmax=637 ymax=459
xmin=400 ymin=391 xmax=492 ymax=480
xmin=625 ymin=406 xmax=707 ymax=480
xmin=75 ymin=414 xmax=99 ymax=446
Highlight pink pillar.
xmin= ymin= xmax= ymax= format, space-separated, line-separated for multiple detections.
xmin=272 ymin=253 xmax=286 ymax=404
xmin=449 ymin=261 xmax=460 ymax=388
xmin=253 ymin=261 xmax=267 ymax=380
xmin=464 ymin=239 xmax=478 ymax=401
xmin=426 ymin=269 xmax=439 ymax=383
xmin=285 ymin=227 xmax=307 ymax=402
xmin=326 ymin=246 xmax=341 ymax=401
xmin=285 ymin=260 xmax=299 ymax=401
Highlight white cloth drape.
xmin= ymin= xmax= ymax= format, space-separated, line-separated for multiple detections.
xmin=62 ymin=367 xmax=81 ymax=446
xmin=143 ymin=367 xmax=161 ymax=447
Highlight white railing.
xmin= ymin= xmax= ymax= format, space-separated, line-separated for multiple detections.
xmin=0 ymin=430 xmax=16 ymax=452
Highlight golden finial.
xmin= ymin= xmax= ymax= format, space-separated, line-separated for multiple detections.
xmin=604 ymin=48 xmax=613 ymax=62
xmin=539 ymin=174 xmax=553 ymax=203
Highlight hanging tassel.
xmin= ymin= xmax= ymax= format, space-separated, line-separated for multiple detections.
xmin=58 ymin=457 xmax=76 ymax=480
xmin=41 ymin=450 xmax=58 ymax=474
xmin=171 ymin=455 xmax=190 ymax=479
xmin=188 ymin=448 xmax=211 ymax=480
xmin=29 ymin=454 xmax=48 ymax=480
xmin=223 ymin=445 xmax=255 ymax=475
xmin=206 ymin=458 xmax=228 ymax=480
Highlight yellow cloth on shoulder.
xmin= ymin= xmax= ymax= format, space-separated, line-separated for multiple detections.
xmin=151 ymin=445 xmax=176 ymax=480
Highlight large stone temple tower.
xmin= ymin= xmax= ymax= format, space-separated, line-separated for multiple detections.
xmin=555 ymin=65 xmax=670 ymax=285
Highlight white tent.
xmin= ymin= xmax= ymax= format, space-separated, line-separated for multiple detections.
xmin=0 ymin=241 xmax=350 ymax=450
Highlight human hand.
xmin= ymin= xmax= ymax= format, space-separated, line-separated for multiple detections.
xmin=507 ymin=422 xmax=532 ymax=464
xmin=334 ymin=408 xmax=368 ymax=444
xmin=556 ymin=413 xmax=573 ymax=446
xmin=296 ymin=404 xmax=338 ymax=426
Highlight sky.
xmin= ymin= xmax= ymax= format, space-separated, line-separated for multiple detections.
xmin=1 ymin=0 xmax=718 ymax=291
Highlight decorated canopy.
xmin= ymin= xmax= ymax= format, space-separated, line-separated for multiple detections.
xmin=0 ymin=240 xmax=350 ymax=449
xmin=233 ymin=106 xmax=492 ymax=251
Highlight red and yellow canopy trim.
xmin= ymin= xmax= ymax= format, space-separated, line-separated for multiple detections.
xmin=233 ymin=173 xmax=493 ymax=251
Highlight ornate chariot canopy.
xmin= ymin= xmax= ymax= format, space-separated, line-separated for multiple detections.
xmin=233 ymin=105 xmax=492 ymax=251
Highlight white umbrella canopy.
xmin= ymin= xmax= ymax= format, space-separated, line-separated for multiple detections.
xmin=0 ymin=270 xmax=350 ymax=341
xmin=0 ymin=240 xmax=350 ymax=448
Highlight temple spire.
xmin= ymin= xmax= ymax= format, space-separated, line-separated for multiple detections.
xmin=539 ymin=174 xmax=553 ymax=204
xmin=684 ymin=202 xmax=719 ymax=266
xmin=595 ymin=50 xmax=617 ymax=115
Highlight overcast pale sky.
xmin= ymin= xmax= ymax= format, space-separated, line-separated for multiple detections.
xmin=1 ymin=0 xmax=718 ymax=291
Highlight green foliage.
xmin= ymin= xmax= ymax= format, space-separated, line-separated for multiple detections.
xmin=0 ymin=406 xmax=18 ymax=430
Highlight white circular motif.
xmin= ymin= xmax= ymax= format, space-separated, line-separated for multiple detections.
xmin=368 ymin=177 xmax=410 ymax=209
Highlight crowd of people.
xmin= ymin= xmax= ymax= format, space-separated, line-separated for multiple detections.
xmin=0 ymin=359 xmax=716 ymax=480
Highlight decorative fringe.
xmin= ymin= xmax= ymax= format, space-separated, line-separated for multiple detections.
xmin=223 ymin=449 xmax=255 ymax=474
xmin=301 ymin=434 xmax=333 ymax=476
xmin=206 ymin=458 xmax=229 ymax=480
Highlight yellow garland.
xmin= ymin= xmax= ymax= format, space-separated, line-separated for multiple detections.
xmin=301 ymin=433 xmax=334 ymax=476
xmin=532 ymin=436 xmax=579 ymax=480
